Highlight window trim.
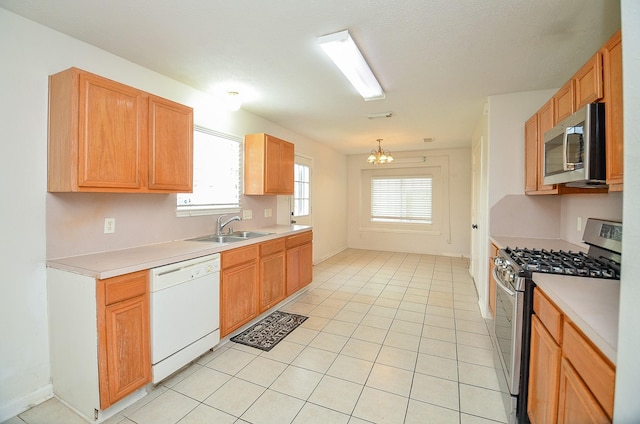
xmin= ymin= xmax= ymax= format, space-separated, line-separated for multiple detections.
xmin=359 ymin=156 xmax=449 ymax=236
xmin=176 ymin=126 xmax=243 ymax=217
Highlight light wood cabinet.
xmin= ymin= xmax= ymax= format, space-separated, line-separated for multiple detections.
xmin=526 ymin=99 xmax=558 ymax=195
xmin=602 ymin=30 xmax=623 ymax=191
xmin=48 ymin=67 xmax=193 ymax=193
xmin=488 ymin=243 xmax=498 ymax=317
xmin=244 ymin=133 xmax=294 ymax=195
xmin=528 ymin=315 xmax=561 ymax=424
xmin=220 ymin=245 xmax=259 ymax=337
xmin=259 ymin=238 xmax=287 ymax=312
xmin=557 ymin=358 xmax=610 ymax=424
xmin=528 ymin=288 xmax=615 ymax=424
xmin=286 ymin=231 xmax=313 ymax=296
xmin=97 ymin=271 xmax=151 ymax=409
xmin=574 ymin=53 xmax=604 ymax=110
xmin=553 ymin=80 xmax=575 ymax=123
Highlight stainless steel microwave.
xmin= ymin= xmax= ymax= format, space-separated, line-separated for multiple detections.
xmin=543 ymin=102 xmax=607 ymax=187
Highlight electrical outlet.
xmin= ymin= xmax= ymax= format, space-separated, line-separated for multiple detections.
xmin=104 ymin=217 xmax=115 ymax=234
xmin=264 ymin=208 xmax=272 ymax=218
xmin=577 ymin=216 xmax=582 ymax=232
xmin=242 ymin=210 xmax=252 ymax=220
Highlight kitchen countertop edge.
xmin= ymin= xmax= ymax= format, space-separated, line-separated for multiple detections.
xmin=47 ymin=225 xmax=312 ymax=280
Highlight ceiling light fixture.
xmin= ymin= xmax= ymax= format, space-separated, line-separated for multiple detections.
xmin=367 ymin=139 xmax=394 ymax=165
xmin=318 ymin=29 xmax=385 ymax=101
xmin=367 ymin=112 xmax=393 ymax=119
xmin=226 ymin=91 xmax=241 ymax=111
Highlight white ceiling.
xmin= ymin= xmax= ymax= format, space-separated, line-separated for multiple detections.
xmin=0 ymin=0 xmax=621 ymax=154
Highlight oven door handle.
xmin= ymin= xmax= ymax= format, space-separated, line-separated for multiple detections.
xmin=493 ymin=269 xmax=516 ymax=297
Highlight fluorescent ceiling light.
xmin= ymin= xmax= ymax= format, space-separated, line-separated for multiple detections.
xmin=318 ymin=30 xmax=385 ymax=101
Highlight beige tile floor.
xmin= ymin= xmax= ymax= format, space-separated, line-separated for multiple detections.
xmin=5 ymin=249 xmax=507 ymax=424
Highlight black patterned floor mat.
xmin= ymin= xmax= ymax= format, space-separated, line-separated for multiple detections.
xmin=230 ymin=311 xmax=308 ymax=351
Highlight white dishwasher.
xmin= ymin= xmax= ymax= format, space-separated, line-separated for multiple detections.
xmin=150 ymin=253 xmax=220 ymax=383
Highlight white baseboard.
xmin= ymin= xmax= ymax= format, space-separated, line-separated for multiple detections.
xmin=0 ymin=383 xmax=54 ymax=422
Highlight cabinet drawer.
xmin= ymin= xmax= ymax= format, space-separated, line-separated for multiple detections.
xmin=260 ymin=238 xmax=286 ymax=257
xmin=222 ymin=244 xmax=258 ymax=269
xmin=533 ymin=289 xmax=563 ymax=343
xmin=102 ymin=270 xmax=148 ymax=306
xmin=562 ymin=320 xmax=615 ymax=418
xmin=286 ymin=231 xmax=313 ymax=249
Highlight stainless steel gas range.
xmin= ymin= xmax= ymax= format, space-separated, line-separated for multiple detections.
xmin=490 ymin=218 xmax=622 ymax=424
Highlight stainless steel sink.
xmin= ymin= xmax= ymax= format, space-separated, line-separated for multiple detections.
xmin=187 ymin=231 xmax=272 ymax=243
xmin=187 ymin=234 xmax=247 ymax=243
xmin=229 ymin=231 xmax=273 ymax=239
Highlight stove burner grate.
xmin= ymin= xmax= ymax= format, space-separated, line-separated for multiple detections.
xmin=504 ymin=247 xmax=620 ymax=279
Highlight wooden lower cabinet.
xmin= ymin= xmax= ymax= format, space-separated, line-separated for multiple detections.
xmin=528 ymin=288 xmax=615 ymax=424
xmin=259 ymin=239 xmax=287 ymax=312
xmin=557 ymin=358 xmax=610 ymax=424
xmin=97 ymin=271 xmax=151 ymax=410
xmin=286 ymin=231 xmax=313 ymax=296
xmin=220 ymin=245 xmax=259 ymax=337
xmin=528 ymin=315 xmax=561 ymax=424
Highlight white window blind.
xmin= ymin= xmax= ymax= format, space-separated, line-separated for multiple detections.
xmin=293 ymin=163 xmax=310 ymax=217
xmin=177 ymin=127 xmax=242 ymax=215
xmin=371 ymin=177 xmax=432 ymax=224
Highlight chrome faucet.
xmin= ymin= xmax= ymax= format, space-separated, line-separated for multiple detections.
xmin=217 ymin=214 xmax=241 ymax=235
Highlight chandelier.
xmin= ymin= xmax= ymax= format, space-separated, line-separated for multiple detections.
xmin=367 ymin=139 xmax=394 ymax=164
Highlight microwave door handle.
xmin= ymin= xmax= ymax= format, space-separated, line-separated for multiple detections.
xmin=562 ymin=129 xmax=570 ymax=171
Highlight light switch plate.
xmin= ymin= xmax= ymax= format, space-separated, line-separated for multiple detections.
xmin=242 ymin=210 xmax=252 ymax=220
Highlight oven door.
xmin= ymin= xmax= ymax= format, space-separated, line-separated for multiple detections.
xmin=493 ymin=271 xmax=524 ymax=395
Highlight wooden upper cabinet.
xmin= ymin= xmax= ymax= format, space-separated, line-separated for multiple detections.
xmin=524 ymin=114 xmax=539 ymax=194
xmin=574 ymin=52 xmax=604 ymax=110
xmin=602 ymin=30 xmax=623 ymax=190
xmin=48 ymin=67 xmax=193 ymax=193
xmin=554 ymin=80 xmax=575 ymax=123
xmin=245 ymin=133 xmax=294 ymax=195
xmin=147 ymin=95 xmax=193 ymax=191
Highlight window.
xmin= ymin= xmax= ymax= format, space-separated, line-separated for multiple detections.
xmin=177 ymin=126 xmax=242 ymax=216
xmin=371 ymin=176 xmax=432 ymax=224
xmin=293 ymin=163 xmax=310 ymax=217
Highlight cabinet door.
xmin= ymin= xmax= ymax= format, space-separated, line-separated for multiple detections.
xmin=264 ymin=136 xmax=282 ymax=194
xmin=279 ymin=140 xmax=295 ymax=194
xmin=524 ymin=114 xmax=539 ymax=194
xmin=260 ymin=251 xmax=286 ymax=312
xmin=147 ymin=95 xmax=193 ymax=192
xmin=536 ymin=100 xmax=557 ymax=193
xmin=574 ymin=53 xmax=604 ymax=110
xmin=221 ymin=261 xmax=258 ymax=337
xmin=603 ymin=30 xmax=623 ymax=190
xmin=299 ymin=242 xmax=313 ymax=287
xmin=554 ymin=80 xmax=574 ymax=123
xmin=286 ymin=247 xmax=301 ymax=296
xmin=557 ymin=358 xmax=610 ymax=424
xmin=528 ymin=315 xmax=561 ymax=424
xmin=78 ymin=72 xmax=144 ymax=189
xmin=101 ymin=295 xmax=150 ymax=408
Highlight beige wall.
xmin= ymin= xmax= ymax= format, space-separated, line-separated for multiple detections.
xmin=346 ymin=148 xmax=472 ymax=257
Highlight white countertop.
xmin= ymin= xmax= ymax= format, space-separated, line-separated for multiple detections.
xmin=490 ymin=235 xmax=618 ymax=365
xmin=533 ymin=274 xmax=619 ymax=365
xmin=47 ymin=225 xmax=311 ymax=279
